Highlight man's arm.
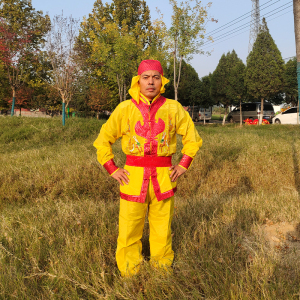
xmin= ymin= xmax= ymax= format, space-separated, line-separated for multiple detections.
xmin=93 ymin=104 xmax=126 ymax=182
xmin=171 ymin=102 xmax=203 ymax=180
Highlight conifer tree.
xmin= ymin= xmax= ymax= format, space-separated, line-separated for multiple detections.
xmin=211 ymin=50 xmax=245 ymax=125
xmin=284 ymin=57 xmax=298 ymax=107
xmin=227 ymin=50 xmax=246 ymax=126
xmin=211 ymin=53 xmax=230 ymax=125
xmin=245 ymin=18 xmax=284 ymax=125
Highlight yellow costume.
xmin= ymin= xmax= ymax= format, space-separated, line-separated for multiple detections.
xmin=93 ymin=60 xmax=202 ymax=276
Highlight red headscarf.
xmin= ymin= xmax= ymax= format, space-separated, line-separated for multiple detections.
xmin=129 ymin=60 xmax=169 ymax=102
xmin=138 ymin=60 xmax=164 ymax=76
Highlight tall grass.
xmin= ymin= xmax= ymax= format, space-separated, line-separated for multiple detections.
xmin=1 ymin=116 xmax=300 ymax=299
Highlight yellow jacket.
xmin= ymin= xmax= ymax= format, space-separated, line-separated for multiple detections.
xmin=93 ymin=94 xmax=202 ymax=203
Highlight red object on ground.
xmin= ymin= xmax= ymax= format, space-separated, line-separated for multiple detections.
xmin=244 ymin=118 xmax=270 ymax=125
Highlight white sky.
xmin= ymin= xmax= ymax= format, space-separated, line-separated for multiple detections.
xmin=31 ymin=0 xmax=295 ymax=78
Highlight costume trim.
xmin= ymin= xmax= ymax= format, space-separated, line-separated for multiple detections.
xmin=126 ymin=155 xmax=172 ymax=168
xmin=179 ymin=155 xmax=193 ymax=170
xmin=120 ymin=187 xmax=177 ymax=203
xmin=103 ymin=159 xmax=119 ymax=175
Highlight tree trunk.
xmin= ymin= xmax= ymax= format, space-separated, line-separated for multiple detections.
xmin=116 ymin=74 xmax=123 ymax=103
xmin=192 ymin=103 xmax=194 ymax=120
xmin=294 ymin=0 xmax=300 ymax=125
xmin=222 ymin=106 xmax=227 ymax=125
xmin=175 ymin=55 xmax=183 ymax=101
xmin=239 ymin=99 xmax=242 ymax=127
xmin=260 ymin=98 xmax=264 ymax=125
xmin=62 ymin=97 xmax=66 ymax=126
xmin=173 ymin=45 xmax=177 ymax=101
xmin=124 ymin=82 xmax=126 ymax=102
xmin=11 ymin=88 xmax=16 ymax=116
xmin=19 ymin=107 xmax=21 ymax=116
xmin=204 ymin=109 xmax=206 ymax=125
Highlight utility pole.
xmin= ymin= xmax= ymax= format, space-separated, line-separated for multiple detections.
xmin=249 ymin=0 xmax=260 ymax=53
xmin=293 ymin=0 xmax=300 ymax=124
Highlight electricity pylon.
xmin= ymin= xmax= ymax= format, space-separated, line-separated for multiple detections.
xmin=248 ymin=0 xmax=260 ymax=53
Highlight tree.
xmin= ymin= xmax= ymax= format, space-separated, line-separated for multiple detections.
xmin=245 ymin=18 xmax=284 ymax=125
xmin=0 ymin=0 xmax=50 ymax=116
xmin=76 ymin=0 xmax=155 ymax=104
xmin=210 ymin=53 xmax=231 ymax=125
xmin=199 ymin=74 xmax=215 ymax=123
xmin=87 ymin=84 xmax=113 ymax=118
xmin=284 ymin=57 xmax=298 ymax=107
xmin=227 ymin=52 xmax=246 ymax=126
xmin=0 ymin=61 xmax=10 ymax=111
xmin=43 ymin=13 xmax=81 ymax=126
xmin=168 ymin=0 xmax=212 ymax=100
xmin=164 ymin=59 xmax=202 ymax=106
xmin=211 ymin=50 xmax=246 ymax=125
xmin=6 ymin=85 xmax=33 ymax=116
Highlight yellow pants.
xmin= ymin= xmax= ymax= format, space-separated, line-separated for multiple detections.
xmin=116 ymin=179 xmax=174 ymax=276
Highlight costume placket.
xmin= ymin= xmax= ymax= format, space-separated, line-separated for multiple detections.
xmin=131 ymin=96 xmax=174 ymax=203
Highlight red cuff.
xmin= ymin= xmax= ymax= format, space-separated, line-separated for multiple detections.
xmin=103 ymin=159 xmax=119 ymax=175
xmin=179 ymin=155 xmax=193 ymax=170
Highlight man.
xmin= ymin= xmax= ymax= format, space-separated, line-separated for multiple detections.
xmin=94 ymin=60 xmax=202 ymax=276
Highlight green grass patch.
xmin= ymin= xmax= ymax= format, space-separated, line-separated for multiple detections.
xmin=1 ymin=116 xmax=300 ymax=299
xmin=211 ymin=114 xmax=224 ymax=120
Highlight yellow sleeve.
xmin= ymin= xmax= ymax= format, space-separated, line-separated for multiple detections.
xmin=175 ymin=102 xmax=202 ymax=169
xmin=93 ymin=104 xmax=123 ymax=173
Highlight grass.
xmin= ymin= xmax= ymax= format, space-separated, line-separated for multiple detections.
xmin=1 ymin=116 xmax=300 ymax=299
xmin=211 ymin=114 xmax=225 ymax=121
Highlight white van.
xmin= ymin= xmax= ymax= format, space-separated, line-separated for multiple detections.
xmin=188 ymin=106 xmax=212 ymax=122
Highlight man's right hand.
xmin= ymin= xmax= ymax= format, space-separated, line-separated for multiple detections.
xmin=111 ymin=168 xmax=130 ymax=186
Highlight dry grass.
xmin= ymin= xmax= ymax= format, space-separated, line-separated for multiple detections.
xmin=1 ymin=117 xmax=300 ymax=299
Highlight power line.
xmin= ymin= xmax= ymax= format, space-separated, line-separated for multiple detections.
xmin=202 ymin=3 xmax=292 ymax=47
xmin=206 ymin=0 xmax=275 ymax=36
xmin=201 ymin=9 xmax=292 ymax=51
xmin=283 ymin=56 xmax=296 ymax=60
xmin=207 ymin=0 xmax=281 ymax=37
xmin=203 ymin=2 xmax=292 ymax=46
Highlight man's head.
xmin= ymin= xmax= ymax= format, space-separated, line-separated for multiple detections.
xmin=138 ymin=60 xmax=163 ymax=100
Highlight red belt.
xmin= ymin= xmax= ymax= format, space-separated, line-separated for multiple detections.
xmin=125 ymin=155 xmax=172 ymax=167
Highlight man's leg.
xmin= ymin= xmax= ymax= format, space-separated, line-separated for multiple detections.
xmin=116 ymin=198 xmax=148 ymax=276
xmin=148 ymin=181 xmax=175 ymax=269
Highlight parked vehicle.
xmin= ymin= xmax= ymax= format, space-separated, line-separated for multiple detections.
xmin=188 ymin=106 xmax=212 ymax=122
xmin=272 ymin=107 xmax=299 ymax=124
xmin=227 ymin=102 xmax=274 ymax=123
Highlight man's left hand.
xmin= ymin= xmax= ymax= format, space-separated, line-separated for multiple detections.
xmin=169 ymin=165 xmax=186 ymax=182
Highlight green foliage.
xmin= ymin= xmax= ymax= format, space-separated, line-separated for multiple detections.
xmin=284 ymin=57 xmax=298 ymax=106
xmin=167 ymin=0 xmax=211 ymax=100
xmin=0 ymin=0 xmax=51 ymax=92
xmin=227 ymin=51 xmax=246 ymax=105
xmin=245 ymin=18 xmax=284 ymax=101
xmin=0 ymin=61 xmax=10 ymax=110
xmin=164 ymin=59 xmax=202 ymax=106
xmin=76 ymin=0 xmax=156 ymax=103
xmin=211 ymin=50 xmax=245 ymax=108
xmin=199 ymin=74 xmax=215 ymax=108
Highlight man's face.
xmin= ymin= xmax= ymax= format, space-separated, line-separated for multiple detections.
xmin=139 ymin=70 xmax=162 ymax=100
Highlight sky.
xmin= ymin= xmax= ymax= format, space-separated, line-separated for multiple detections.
xmin=31 ymin=0 xmax=295 ymax=79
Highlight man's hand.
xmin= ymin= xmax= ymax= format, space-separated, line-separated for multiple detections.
xmin=111 ymin=168 xmax=130 ymax=186
xmin=169 ymin=165 xmax=186 ymax=182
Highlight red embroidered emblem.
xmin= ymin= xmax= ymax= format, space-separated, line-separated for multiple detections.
xmin=132 ymin=96 xmax=166 ymax=156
